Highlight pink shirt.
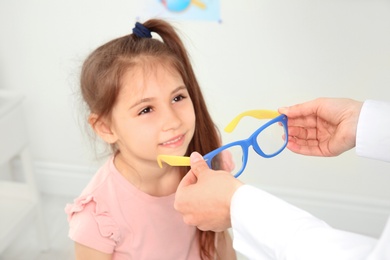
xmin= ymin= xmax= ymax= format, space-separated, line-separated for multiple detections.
xmin=65 ymin=157 xmax=200 ymax=260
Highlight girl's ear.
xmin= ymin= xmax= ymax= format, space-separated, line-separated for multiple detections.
xmin=88 ymin=113 xmax=117 ymax=144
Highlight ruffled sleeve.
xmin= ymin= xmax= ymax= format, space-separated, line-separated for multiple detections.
xmin=65 ymin=194 xmax=121 ymax=254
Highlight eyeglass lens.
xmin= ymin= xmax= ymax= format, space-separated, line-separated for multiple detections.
xmin=256 ymin=121 xmax=287 ymax=155
xmin=209 ymin=145 xmax=244 ymax=176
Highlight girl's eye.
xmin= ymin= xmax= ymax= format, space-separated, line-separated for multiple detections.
xmin=139 ymin=107 xmax=152 ymax=115
xmin=172 ymin=94 xmax=186 ymax=103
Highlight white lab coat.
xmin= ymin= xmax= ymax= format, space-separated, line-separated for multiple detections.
xmin=231 ymin=100 xmax=390 ymax=260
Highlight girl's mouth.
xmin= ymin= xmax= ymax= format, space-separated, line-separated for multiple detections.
xmin=161 ymin=135 xmax=185 ymax=147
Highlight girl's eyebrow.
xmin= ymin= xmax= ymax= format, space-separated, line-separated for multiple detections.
xmin=129 ymin=97 xmax=152 ymax=110
xmin=172 ymin=85 xmax=187 ymax=93
xmin=129 ymin=85 xmax=187 ymax=109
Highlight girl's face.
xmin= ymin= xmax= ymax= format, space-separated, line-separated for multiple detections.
xmin=108 ymin=63 xmax=195 ymax=168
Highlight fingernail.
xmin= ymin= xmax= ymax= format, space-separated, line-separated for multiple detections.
xmin=278 ymin=107 xmax=289 ymax=114
xmin=190 ymin=152 xmax=202 ymax=162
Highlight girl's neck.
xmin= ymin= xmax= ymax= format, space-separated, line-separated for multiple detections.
xmin=113 ymin=152 xmax=182 ymax=197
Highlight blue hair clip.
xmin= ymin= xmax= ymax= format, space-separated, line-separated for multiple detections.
xmin=132 ymin=22 xmax=152 ymax=38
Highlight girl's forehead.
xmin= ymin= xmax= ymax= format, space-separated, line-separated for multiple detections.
xmin=119 ymin=61 xmax=184 ymax=96
xmin=123 ymin=61 xmax=181 ymax=84
xmin=141 ymin=59 xmax=179 ymax=76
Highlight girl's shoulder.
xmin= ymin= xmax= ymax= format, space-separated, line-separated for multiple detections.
xmin=64 ymin=157 xmax=122 ymax=226
xmin=82 ymin=157 xmax=116 ymax=194
xmin=64 ymin=157 xmax=124 ymax=250
xmin=72 ymin=155 xmax=129 ymax=201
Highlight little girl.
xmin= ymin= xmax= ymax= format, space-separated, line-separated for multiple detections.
xmin=65 ymin=19 xmax=236 ymax=260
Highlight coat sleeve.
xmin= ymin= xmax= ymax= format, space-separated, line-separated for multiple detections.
xmin=356 ymin=100 xmax=390 ymax=162
xmin=230 ymin=185 xmax=378 ymax=260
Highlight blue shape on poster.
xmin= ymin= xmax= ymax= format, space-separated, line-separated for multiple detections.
xmin=161 ymin=0 xmax=205 ymax=12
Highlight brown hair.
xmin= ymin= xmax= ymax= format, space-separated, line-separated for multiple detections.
xmin=80 ymin=19 xmax=222 ymax=259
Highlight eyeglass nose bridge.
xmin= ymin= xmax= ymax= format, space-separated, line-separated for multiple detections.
xmin=225 ymin=140 xmax=250 ymax=178
xmin=237 ymin=141 xmax=250 ymax=177
xmin=250 ymin=134 xmax=267 ymax=158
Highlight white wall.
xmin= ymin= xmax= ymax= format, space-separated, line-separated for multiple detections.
xmin=1 ymin=0 xmax=390 ymax=237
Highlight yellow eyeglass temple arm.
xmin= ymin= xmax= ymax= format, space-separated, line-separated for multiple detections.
xmin=157 ymin=155 xmax=191 ymax=168
xmin=224 ymin=110 xmax=280 ymax=133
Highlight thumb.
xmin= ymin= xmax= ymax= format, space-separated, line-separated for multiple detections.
xmin=177 ymin=152 xmax=208 ymax=191
xmin=190 ymin=151 xmax=209 ymax=178
xmin=177 ymin=167 xmax=198 ymax=190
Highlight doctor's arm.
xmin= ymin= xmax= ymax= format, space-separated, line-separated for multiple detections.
xmin=231 ymin=185 xmax=377 ymax=260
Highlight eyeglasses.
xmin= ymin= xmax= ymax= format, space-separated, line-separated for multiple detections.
xmin=157 ymin=110 xmax=288 ymax=178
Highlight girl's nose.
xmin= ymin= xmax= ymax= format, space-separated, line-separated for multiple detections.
xmin=162 ymin=108 xmax=181 ymax=131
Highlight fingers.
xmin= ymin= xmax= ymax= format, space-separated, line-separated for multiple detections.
xmin=280 ymin=105 xmax=321 ymax=144
xmin=287 ymin=116 xmax=318 ymax=129
xmin=219 ymin=150 xmax=235 ymax=172
xmin=287 ymin=139 xmax=323 ymax=156
xmin=278 ymin=99 xmax=320 ymax=118
xmin=288 ymin=126 xmax=319 ymax=141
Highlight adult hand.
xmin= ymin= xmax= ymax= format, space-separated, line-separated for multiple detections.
xmin=279 ymin=98 xmax=363 ymax=157
xmin=174 ymin=152 xmax=243 ymax=232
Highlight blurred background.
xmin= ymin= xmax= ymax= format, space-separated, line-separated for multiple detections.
xmin=0 ymin=0 xmax=389 ymax=259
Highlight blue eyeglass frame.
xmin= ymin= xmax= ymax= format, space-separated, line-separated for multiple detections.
xmin=202 ymin=113 xmax=288 ymax=177
xmin=157 ymin=110 xmax=288 ymax=178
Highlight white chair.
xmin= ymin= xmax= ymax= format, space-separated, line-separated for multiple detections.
xmin=0 ymin=90 xmax=49 ymax=253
